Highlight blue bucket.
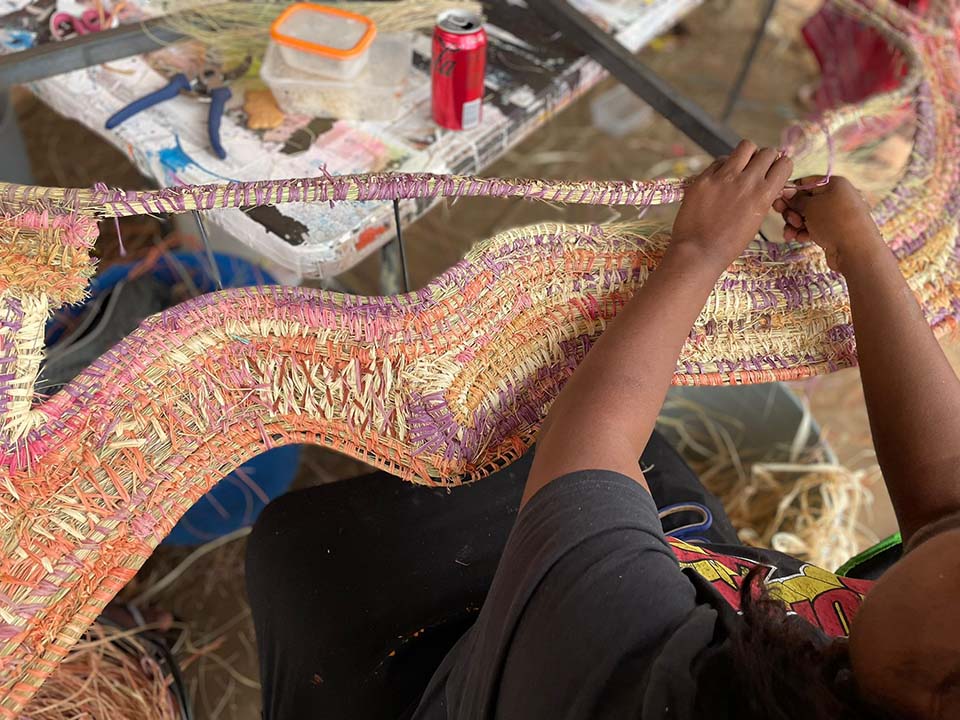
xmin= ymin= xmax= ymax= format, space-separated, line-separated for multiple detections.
xmin=47 ymin=252 xmax=302 ymax=546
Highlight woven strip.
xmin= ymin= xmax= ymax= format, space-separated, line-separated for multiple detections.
xmin=0 ymin=0 xmax=957 ymax=713
xmin=0 ymin=174 xmax=691 ymax=218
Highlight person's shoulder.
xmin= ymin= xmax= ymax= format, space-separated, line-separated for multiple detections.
xmin=520 ymin=468 xmax=654 ymax=513
xmin=513 ymin=468 xmax=664 ymax=550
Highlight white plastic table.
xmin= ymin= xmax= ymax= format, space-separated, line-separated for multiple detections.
xmin=3 ymin=0 xmax=698 ymax=282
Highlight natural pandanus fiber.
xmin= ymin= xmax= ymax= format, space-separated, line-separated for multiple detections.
xmin=0 ymin=0 xmax=958 ymax=714
xmin=22 ymin=622 xmax=180 ymax=720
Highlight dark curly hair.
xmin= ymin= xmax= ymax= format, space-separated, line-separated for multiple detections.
xmin=729 ymin=567 xmax=898 ymax=720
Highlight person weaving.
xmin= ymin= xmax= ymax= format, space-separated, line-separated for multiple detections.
xmin=247 ymin=141 xmax=960 ymax=719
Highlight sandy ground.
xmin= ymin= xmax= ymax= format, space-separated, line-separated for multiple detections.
xmin=13 ymin=0 xmax=953 ymax=716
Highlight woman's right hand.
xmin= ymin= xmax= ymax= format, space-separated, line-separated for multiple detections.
xmin=774 ymin=176 xmax=884 ymax=274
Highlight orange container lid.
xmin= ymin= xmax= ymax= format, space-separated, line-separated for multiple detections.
xmin=270 ymin=3 xmax=377 ymax=59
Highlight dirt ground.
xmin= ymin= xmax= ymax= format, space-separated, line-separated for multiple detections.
xmin=12 ymin=0 xmax=951 ymax=717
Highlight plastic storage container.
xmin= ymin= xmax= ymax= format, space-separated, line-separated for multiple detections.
xmin=261 ymin=32 xmax=411 ymax=121
xmin=270 ymin=3 xmax=377 ymax=79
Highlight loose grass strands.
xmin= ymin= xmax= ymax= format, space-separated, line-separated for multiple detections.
xmin=131 ymin=527 xmax=252 ymax=607
xmin=22 ymin=622 xmax=178 ymax=720
xmin=0 ymin=0 xmax=959 ymax=713
xmin=155 ymin=0 xmax=484 ymax=66
xmin=656 ymin=400 xmax=879 ymax=571
xmin=747 ymin=462 xmax=878 ymax=570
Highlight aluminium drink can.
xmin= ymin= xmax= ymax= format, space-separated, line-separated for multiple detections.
xmin=431 ymin=11 xmax=487 ymax=130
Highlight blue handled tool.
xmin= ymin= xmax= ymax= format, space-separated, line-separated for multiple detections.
xmin=105 ymin=60 xmax=247 ymax=160
xmin=105 ymin=73 xmax=193 ymax=129
xmin=206 ymin=86 xmax=231 ymax=161
xmin=659 ymin=502 xmax=715 ymax=543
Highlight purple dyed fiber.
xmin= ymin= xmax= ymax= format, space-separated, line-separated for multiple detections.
xmin=75 ymin=173 xmax=686 ymax=219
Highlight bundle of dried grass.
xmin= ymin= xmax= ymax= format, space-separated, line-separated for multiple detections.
xmin=733 ymin=462 xmax=877 ymax=570
xmin=22 ymin=623 xmax=180 ymax=720
xmin=156 ymin=0 xmax=483 ymax=66
xmin=657 ymin=398 xmax=879 ymax=570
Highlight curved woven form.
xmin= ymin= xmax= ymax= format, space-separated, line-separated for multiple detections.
xmin=0 ymin=0 xmax=957 ymax=712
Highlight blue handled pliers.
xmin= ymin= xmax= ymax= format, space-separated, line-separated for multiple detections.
xmin=105 ymin=65 xmax=234 ymax=159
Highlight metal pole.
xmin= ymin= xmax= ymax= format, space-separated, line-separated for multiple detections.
xmin=526 ymin=0 xmax=740 ymax=156
xmin=192 ymin=210 xmax=224 ymax=291
xmin=0 ymin=18 xmax=185 ymax=88
xmin=721 ymin=0 xmax=778 ymax=123
xmin=527 ymin=0 xmax=775 ymax=242
xmin=379 ymin=200 xmax=410 ymax=296
xmin=392 ymin=198 xmax=410 ymax=294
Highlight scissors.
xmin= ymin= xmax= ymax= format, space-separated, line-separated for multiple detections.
xmin=105 ymin=59 xmax=249 ymax=160
xmin=659 ymin=502 xmax=715 ymax=543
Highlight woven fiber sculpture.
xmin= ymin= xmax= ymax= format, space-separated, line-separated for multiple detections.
xmin=0 ymin=0 xmax=957 ymax=712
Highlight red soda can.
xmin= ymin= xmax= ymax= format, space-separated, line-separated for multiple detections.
xmin=431 ymin=11 xmax=487 ymax=130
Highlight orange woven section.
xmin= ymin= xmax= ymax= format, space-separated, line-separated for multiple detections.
xmin=0 ymin=213 xmax=98 ymax=305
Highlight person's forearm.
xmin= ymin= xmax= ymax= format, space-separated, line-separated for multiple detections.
xmin=522 ymin=244 xmax=725 ymax=505
xmin=845 ymin=243 xmax=960 ymax=542
xmin=521 ymin=142 xmax=792 ymax=507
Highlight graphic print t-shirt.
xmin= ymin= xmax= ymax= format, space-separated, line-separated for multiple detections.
xmin=413 ymin=470 xmax=874 ymax=720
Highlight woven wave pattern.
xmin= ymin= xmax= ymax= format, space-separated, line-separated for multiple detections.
xmin=0 ymin=0 xmax=958 ymax=712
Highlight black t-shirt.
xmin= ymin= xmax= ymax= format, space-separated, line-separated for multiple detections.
xmin=413 ymin=470 xmax=873 ymax=719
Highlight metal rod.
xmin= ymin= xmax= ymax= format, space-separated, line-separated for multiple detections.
xmin=526 ymin=0 xmax=740 ymax=156
xmin=392 ymin=198 xmax=410 ymax=294
xmin=721 ymin=0 xmax=778 ymax=122
xmin=0 ymin=18 xmax=186 ymax=88
xmin=527 ymin=0 xmax=772 ymax=242
xmin=192 ymin=210 xmax=223 ymax=291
